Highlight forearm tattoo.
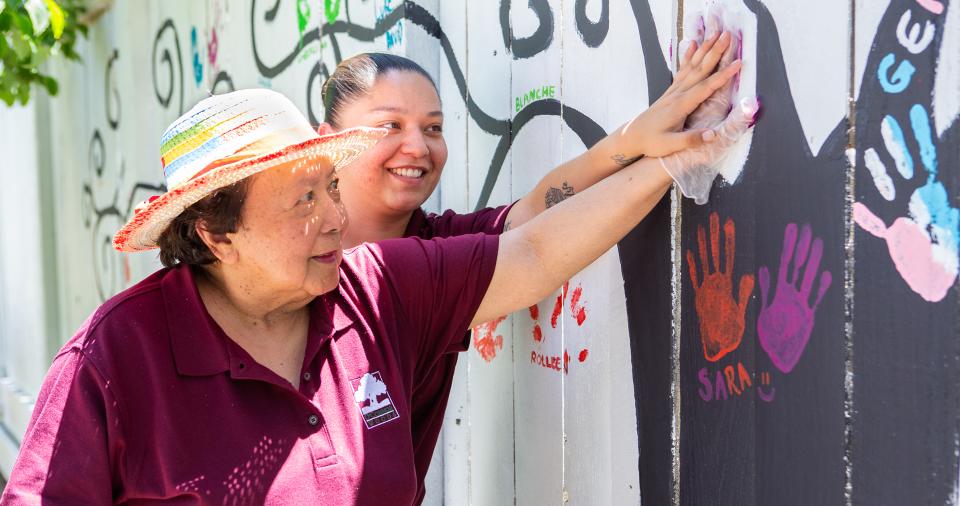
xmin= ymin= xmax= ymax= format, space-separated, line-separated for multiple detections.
xmin=611 ymin=153 xmax=641 ymax=167
xmin=545 ymin=182 xmax=576 ymax=208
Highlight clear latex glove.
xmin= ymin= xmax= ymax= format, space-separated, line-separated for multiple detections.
xmin=684 ymin=7 xmax=741 ymax=131
xmin=602 ymin=16 xmax=742 ymax=161
xmin=660 ymin=96 xmax=759 ymax=205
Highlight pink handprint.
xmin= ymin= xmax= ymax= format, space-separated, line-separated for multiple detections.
xmin=854 ymin=105 xmax=959 ymax=302
xmin=757 ymin=223 xmax=832 ymax=374
xmin=853 ymin=202 xmax=958 ymax=302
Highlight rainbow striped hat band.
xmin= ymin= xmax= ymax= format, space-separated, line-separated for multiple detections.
xmin=113 ymin=89 xmax=386 ymax=252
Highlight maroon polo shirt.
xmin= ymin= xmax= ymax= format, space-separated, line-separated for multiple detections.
xmin=402 ymin=205 xmax=512 ymax=504
xmin=1 ymin=233 xmax=498 ymax=505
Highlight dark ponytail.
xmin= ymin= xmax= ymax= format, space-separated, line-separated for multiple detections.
xmin=321 ymin=53 xmax=438 ymax=127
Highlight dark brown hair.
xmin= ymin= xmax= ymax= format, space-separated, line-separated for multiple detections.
xmin=156 ymin=177 xmax=252 ymax=268
xmin=321 ymin=52 xmax=438 ymax=127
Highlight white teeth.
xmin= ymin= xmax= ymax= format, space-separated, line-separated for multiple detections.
xmin=390 ymin=168 xmax=424 ymax=178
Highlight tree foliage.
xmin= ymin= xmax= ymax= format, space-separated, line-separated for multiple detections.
xmin=0 ymin=0 xmax=87 ymax=106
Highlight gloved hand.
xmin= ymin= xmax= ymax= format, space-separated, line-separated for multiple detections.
xmin=684 ymin=7 xmax=740 ymax=132
xmin=660 ymin=96 xmax=759 ymax=205
xmin=661 ymin=6 xmax=757 ymax=205
xmin=601 ymin=16 xmax=742 ymax=162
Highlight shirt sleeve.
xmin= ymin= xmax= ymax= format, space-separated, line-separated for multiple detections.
xmin=426 ymin=203 xmax=516 ymax=238
xmin=1 ymin=349 xmax=120 ymax=505
xmin=369 ymin=233 xmax=499 ymax=364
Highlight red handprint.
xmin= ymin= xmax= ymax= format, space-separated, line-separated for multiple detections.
xmin=687 ymin=212 xmax=754 ymax=362
xmin=528 ymin=281 xmax=590 ymax=372
xmin=472 ymin=315 xmax=507 ymax=362
xmin=531 ymin=281 xmax=587 ymax=342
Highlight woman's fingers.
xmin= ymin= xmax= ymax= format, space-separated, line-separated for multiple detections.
xmin=681 ymin=31 xmax=732 ymax=91
xmin=667 ymin=128 xmax=716 ymax=153
xmin=687 ymin=29 xmax=722 ymax=71
xmin=680 ymin=59 xmax=742 ymax=114
xmin=720 ymin=30 xmax=739 ymax=68
xmin=700 ymin=32 xmax=732 ymax=75
xmin=680 ymin=39 xmax=698 ymax=67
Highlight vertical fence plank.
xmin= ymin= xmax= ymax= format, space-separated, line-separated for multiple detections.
xmin=456 ymin=1 xmax=519 ymax=504
xmin=677 ymin=1 xmax=850 ymax=504
xmin=462 ymin=2 xmax=515 ymax=504
xmin=852 ymin=1 xmax=960 ymax=504
xmin=613 ymin=0 xmax=678 ymax=503
xmin=505 ymin=1 xmax=566 ymax=503
xmin=557 ymin=0 xmax=675 ymax=503
xmin=431 ymin=1 xmax=471 ymax=504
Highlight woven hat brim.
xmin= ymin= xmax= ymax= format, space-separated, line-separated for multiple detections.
xmin=113 ymin=126 xmax=387 ymax=253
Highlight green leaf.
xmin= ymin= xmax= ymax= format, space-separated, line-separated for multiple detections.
xmin=43 ymin=0 xmax=62 ymax=38
xmin=0 ymin=0 xmax=85 ymax=106
xmin=10 ymin=33 xmax=32 ymax=60
xmin=16 ymin=81 xmax=30 ymax=104
xmin=39 ymin=73 xmax=55 ymax=94
xmin=0 ymin=89 xmax=15 ymax=106
xmin=31 ymin=42 xmax=48 ymax=64
xmin=12 ymin=9 xmax=34 ymax=35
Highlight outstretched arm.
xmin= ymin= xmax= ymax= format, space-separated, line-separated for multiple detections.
xmin=502 ymin=30 xmax=740 ymax=231
xmin=470 ymin=96 xmax=756 ymax=327
xmin=472 ymin=157 xmax=670 ymax=326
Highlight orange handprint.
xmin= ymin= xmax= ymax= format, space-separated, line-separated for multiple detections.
xmin=687 ymin=212 xmax=754 ymax=362
xmin=472 ymin=315 xmax=507 ymax=362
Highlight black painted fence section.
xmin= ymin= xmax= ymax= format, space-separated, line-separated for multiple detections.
xmin=622 ymin=0 xmax=958 ymax=504
xmin=852 ymin=1 xmax=960 ymax=505
xmin=679 ymin=1 xmax=847 ymax=503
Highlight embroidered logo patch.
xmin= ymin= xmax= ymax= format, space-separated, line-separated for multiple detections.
xmin=351 ymin=371 xmax=400 ymax=429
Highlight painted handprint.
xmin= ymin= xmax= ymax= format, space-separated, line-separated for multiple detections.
xmin=528 ymin=281 xmax=590 ymax=373
xmin=529 ymin=280 xmax=587 ymax=342
xmin=854 ymin=104 xmax=959 ymax=302
xmin=681 ymin=6 xmax=742 ymax=133
xmin=757 ymin=223 xmax=832 ymax=374
xmin=472 ymin=315 xmax=507 ymax=362
xmin=688 ymin=212 xmax=754 ymax=362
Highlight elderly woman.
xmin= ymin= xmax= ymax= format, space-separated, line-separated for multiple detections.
xmin=2 ymin=83 xmax=754 ymax=503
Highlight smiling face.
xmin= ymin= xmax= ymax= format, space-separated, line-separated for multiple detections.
xmin=225 ymin=157 xmax=347 ymax=302
xmin=332 ymin=70 xmax=448 ymax=219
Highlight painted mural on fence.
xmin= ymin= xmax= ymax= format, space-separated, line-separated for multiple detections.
xmin=675 ymin=0 xmax=958 ymax=505
xmin=61 ymin=0 xmax=959 ymax=504
xmin=851 ymin=1 xmax=959 ymax=504
xmin=853 ymin=2 xmax=958 ymax=303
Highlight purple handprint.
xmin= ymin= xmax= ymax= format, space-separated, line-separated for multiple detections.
xmin=757 ymin=223 xmax=832 ymax=374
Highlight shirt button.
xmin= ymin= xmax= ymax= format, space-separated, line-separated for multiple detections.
xmin=302 ymin=372 xmax=312 ymax=381
xmin=308 ymin=414 xmax=319 ymax=426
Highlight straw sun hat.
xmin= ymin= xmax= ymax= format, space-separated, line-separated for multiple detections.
xmin=113 ymin=88 xmax=386 ymax=252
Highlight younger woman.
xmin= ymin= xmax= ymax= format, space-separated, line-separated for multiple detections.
xmin=318 ymin=30 xmax=747 ymax=502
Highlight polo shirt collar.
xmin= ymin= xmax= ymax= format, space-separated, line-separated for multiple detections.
xmin=402 ymin=207 xmax=429 ymax=238
xmin=163 ymin=264 xmax=345 ymax=378
xmin=164 ymin=265 xmax=233 ymax=377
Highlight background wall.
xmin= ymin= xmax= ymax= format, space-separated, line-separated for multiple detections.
xmin=0 ymin=0 xmax=957 ymax=504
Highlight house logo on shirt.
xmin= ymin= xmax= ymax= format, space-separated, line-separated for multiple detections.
xmin=351 ymin=371 xmax=400 ymax=429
